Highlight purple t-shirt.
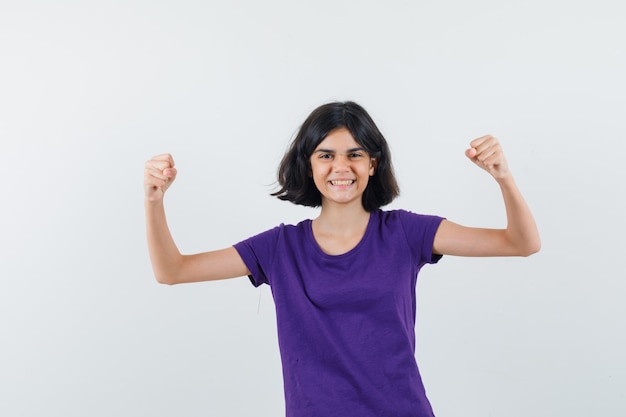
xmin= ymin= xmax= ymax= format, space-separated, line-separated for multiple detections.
xmin=234 ymin=209 xmax=444 ymax=417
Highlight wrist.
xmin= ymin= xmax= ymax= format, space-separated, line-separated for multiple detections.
xmin=144 ymin=195 xmax=165 ymax=206
xmin=495 ymin=172 xmax=516 ymax=189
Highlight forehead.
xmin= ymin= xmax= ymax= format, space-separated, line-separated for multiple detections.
xmin=315 ymin=127 xmax=361 ymax=150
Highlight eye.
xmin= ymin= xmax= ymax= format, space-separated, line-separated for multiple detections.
xmin=349 ymin=152 xmax=364 ymax=158
xmin=319 ymin=153 xmax=333 ymax=159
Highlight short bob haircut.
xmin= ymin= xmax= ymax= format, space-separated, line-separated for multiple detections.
xmin=272 ymin=101 xmax=399 ymax=211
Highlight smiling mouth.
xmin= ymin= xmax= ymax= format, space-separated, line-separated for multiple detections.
xmin=330 ymin=180 xmax=355 ymax=186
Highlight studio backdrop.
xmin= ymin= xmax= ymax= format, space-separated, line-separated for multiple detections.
xmin=1 ymin=1 xmax=624 ymax=416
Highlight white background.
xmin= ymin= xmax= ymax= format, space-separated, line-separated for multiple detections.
xmin=1 ymin=1 xmax=624 ymax=416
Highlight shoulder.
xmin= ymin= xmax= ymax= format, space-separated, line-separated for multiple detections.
xmin=237 ymin=219 xmax=311 ymax=245
xmin=376 ymin=209 xmax=445 ymax=236
xmin=376 ymin=208 xmax=442 ymax=223
xmin=377 ymin=210 xmax=446 ymax=264
xmin=233 ymin=219 xmax=312 ymax=269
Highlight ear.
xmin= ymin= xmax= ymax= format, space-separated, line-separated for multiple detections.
xmin=369 ymin=158 xmax=377 ymax=176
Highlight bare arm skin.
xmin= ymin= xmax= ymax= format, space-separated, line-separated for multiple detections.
xmin=432 ymin=135 xmax=541 ymax=257
xmin=144 ymin=154 xmax=250 ymax=285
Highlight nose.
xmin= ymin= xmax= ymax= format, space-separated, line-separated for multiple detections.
xmin=332 ymin=154 xmax=350 ymax=171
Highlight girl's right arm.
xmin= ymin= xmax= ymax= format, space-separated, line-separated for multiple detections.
xmin=144 ymin=154 xmax=250 ymax=285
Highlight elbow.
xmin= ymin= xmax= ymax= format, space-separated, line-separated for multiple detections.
xmin=151 ymin=259 xmax=184 ymax=285
xmin=520 ymin=238 xmax=541 ymax=257
xmin=154 ymin=273 xmax=180 ymax=286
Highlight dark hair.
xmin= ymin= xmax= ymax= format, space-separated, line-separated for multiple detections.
xmin=272 ymin=101 xmax=399 ymax=211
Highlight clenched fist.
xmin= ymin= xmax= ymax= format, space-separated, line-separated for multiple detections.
xmin=465 ymin=135 xmax=510 ymax=181
xmin=144 ymin=154 xmax=177 ymax=202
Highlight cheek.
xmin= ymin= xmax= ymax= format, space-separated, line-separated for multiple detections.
xmin=310 ymin=166 xmax=326 ymax=184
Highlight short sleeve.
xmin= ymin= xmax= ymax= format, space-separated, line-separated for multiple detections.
xmin=396 ymin=209 xmax=445 ymax=266
xmin=233 ymin=225 xmax=283 ymax=287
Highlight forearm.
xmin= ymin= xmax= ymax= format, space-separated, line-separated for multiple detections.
xmin=145 ymin=199 xmax=184 ymax=284
xmin=497 ymin=175 xmax=541 ymax=256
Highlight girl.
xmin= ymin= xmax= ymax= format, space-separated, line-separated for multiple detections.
xmin=144 ymin=101 xmax=540 ymax=417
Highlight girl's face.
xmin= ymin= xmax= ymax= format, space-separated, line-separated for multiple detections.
xmin=310 ymin=127 xmax=376 ymax=209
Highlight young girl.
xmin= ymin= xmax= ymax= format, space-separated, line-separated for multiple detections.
xmin=144 ymin=101 xmax=540 ymax=417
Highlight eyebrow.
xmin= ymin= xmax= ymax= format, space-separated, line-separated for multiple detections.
xmin=313 ymin=147 xmax=367 ymax=154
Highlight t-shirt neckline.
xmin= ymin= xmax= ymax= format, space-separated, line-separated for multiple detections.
xmin=305 ymin=210 xmax=378 ymax=259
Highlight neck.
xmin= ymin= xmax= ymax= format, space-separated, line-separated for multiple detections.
xmin=314 ymin=201 xmax=371 ymax=233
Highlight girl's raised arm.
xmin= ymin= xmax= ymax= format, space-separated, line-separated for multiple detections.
xmin=144 ymin=154 xmax=250 ymax=285
xmin=432 ymin=135 xmax=541 ymax=257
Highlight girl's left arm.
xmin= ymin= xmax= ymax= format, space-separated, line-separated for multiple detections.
xmin=432 ymin=135 xmax=541 ymax=257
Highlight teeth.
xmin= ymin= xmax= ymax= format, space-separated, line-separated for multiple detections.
xmin=331 ymin=180 xmax=354 ymax=186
